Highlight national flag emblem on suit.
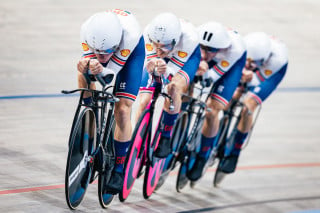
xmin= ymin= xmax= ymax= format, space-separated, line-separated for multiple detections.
xmin=178 ymin=51 xmax=188 ymax=58
xmin=82 ymin=43 xmax=89 ymax=51
xmin=120 ymin=49 xmax=131 ymax=57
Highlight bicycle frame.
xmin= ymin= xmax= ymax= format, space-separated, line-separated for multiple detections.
xmin=158 ymin=77 xmax=212 ymax=192
xmin=121 ymin=73 xmax=174 ymax=200
xmin=212 ymin=84 xmax=262 ymax=186
xmin=179 ymin=78 xmax=212 ymax=159
xmin=212 ymin=83 xmax=262 ymax=161
xmin=63 ymin=86 xmax=117 ymax=162
xmin=63 ymin=73 xmax=119 ymax=209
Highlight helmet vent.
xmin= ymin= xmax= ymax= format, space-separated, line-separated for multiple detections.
xmin=203 ymin=31 xmax=207 ymax=40
xmin=203 ymin=31 xmax=213 ymax=42
xmin=207 ymin=33 xmax=213 ymax=42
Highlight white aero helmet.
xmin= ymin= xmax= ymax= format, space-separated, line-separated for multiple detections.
xmin=83 ymin=12 xmax=122 ymax=54
xmin=244 ymin=32 xmax=272 ymax=62
xmin=147 ymin=12 xmax=181 ymax=51
xmin=198 ymin=22 xmax=231 ymax=50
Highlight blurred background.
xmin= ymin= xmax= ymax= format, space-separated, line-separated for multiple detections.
xmin=1 ymin=0 xmax=319 ymax=95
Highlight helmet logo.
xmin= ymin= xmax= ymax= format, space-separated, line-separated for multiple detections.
xmin=156 ymin=26 xmax=166 ymax=32
xmin=154 ymin=25 xmax=166 ymax=42
xmin=146 ymin=44 xmax=153 ymax=51
xmin=82 ymin=43 xmax=89 ymax=51
xmin=120 ymin=49 xmax=131 ymax=57
xmin=178 ymin=51 xmax=188 ymax=58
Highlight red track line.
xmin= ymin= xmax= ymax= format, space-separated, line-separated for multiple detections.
xmin=1 ymin=162 xmax=320 ymax=195
xmin=0 ymin=184 xmax=65 ymax=195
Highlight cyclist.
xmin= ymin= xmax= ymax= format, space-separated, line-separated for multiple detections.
xmin=77 ymin=9 xmax=145 ymax=194
xmin=187 ymin=22 xmax=247 ymax=181
xmin=218 ymin=32 xmax=288 ymax=173
xmin=137 ymin=12 xmax=201 ymax=158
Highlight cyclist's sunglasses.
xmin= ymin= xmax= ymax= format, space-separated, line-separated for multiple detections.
xmin=88 ymin=44 xmax=118 ymax=55
xmin=151 ymin=40 xmax=176 ymax=52
xmin=200 ymin=44 xmax=219 ymax=53
xmin=247 ymin=58 xmax=264 ymax=67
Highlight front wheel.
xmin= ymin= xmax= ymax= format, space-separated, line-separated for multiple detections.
xmin=65 ymin=108 xmax=97 ymax=210
xmin=143 ymin=128 xmax=166 ymax=199
xmin=119 ymin=109 xmax=151 ymax=202
xmin=98 ymin=121 xmax=115 ymax=208
xmin=155 ymin=112 xmax=189 ymax=191
xmin=143 ymin=157 xmax=166 ymax=199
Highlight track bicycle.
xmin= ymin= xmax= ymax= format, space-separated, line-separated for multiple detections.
xmin=119 ymin=71 xmax=174 ymax=201
xmin=213 ymin=83 xmax=261 ymax=186
xmin=63 ymin=73 xmax=118 ymax=209
xmin=164 ymin=76 xmax=213 ymax=192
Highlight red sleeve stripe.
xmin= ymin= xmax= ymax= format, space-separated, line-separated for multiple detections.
xmin=248 ymin=92 xmax=262 ymax=105
xmin=83 ymin=54 xmax=96 ymax=59
xmin=139 ymin=89 xmax=153 ymax=94
xmin=211 ymin=94 xmax=229 ymax=106
xmin=139 ymin=87 xmax=155 ymax=95
xmin=171 ymin=57 xmax=184 ymax=68
xmin=256 ymin=70 xmax=265 ymax=82
xmin=177 ymin=70 xmax=190 ymax=85
xmin=213 ymin=65 xmax=224 ymax=76
xmin=147 ymin=54 xmax=158 ymax=60
xmin=116 ymin=92 xmax=136 ymax=101
xmin=111 ymin=55 xmax=125 ymax=66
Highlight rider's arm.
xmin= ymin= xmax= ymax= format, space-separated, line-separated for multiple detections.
xmin=143 ymin=32 xmax=162 ymax=74
xmin=167 ymin=44 xmax=197 ymax=74
xmin=247 ymin=68 xmax=261 ymax=87
xmin=210 ymin=51 xmax=241 ymax=81
xmin=248 ymin=54 xmax=287 ymax=87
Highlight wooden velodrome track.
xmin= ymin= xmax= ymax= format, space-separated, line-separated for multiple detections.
xmin=0 ymin=0 xmax=319 ymax=212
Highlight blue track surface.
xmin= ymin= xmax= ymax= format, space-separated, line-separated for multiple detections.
xmin=0 ymin=87 xmax=319 ymax=100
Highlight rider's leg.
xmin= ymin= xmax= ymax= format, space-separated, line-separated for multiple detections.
xmin=154 ymin=74 xmax=187 ymax=158
xmin=200 ymin=98 xmax=225 ymax=158
xmin=135 ymin=68 xmax=156 ymax=123
xmin=154 ymin=46 xmax=201 ymax=158
xmin=231 ymin=97 xmax=258 ymax=154
xmin=162 ymin=74 xmax=187 ymax=136
xmin=186 ymin=95 xmax=227 ymax=181
xmin=202 ymin=51 xmax=247 ymax=158
xmin=135 ymin=92 xmax=152 ymax=123
xmin=106 ymin=36 xmax=145 ymax=194
xmin=189 ymin=53 xmax=246 ymax=178
xmin=219 ymin=96 xmax=259 ymax=174
xmin=113 ymin=98 xmax=135 ymax=173
xmin=187 ymin=98 xmax=225 ymax=181
xmin=233 ymin=63 xmax=288 ymax=156
xmin=220 ymin=63 xmax=287 ymax=173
